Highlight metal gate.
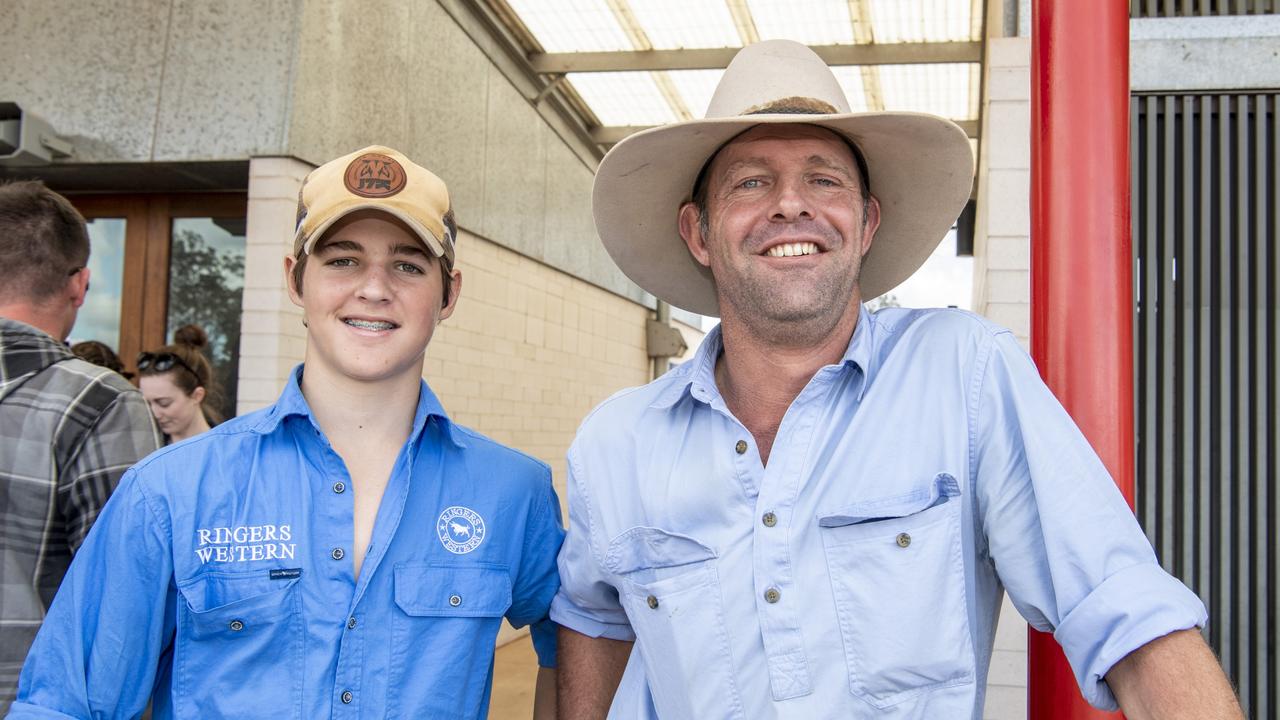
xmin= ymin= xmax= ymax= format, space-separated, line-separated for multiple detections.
xmin=1132 ymin=93 xmax=1277 ymax=719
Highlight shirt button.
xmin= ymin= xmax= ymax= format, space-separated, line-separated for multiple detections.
xmin=347 ymin=617 xmax=357 ymax=630
xmin=228 ymin=619 xmax=244 ymax=632
xmin=341 ymin=690 xmax=353 ymax=704
xmin=331 ymin=547 xmax=345 ymax=560
xmin=449 ymin=595 xmax=462 ymax=607
xmin=764 ymin=587 xmax=781 ymax=604
xmin=332 ymin=481 xmax=346 ymax=494
xmin=735 ymin=440 xmax=748 ymax=455
xmin=761 ymin=512 xmax=777 ymax=527
xmin=646 ymin=595 xmax=659 ymax=609
xmin=896 ymin=533 xmax=912 ymax=548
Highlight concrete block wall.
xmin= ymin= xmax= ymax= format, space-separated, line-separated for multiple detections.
xmin=236 ymin=156 xmax=310 ymax=414
xmin=973 ymin=35 xmax=1032 ymax=720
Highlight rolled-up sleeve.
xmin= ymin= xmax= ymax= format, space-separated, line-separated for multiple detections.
xmin=972 ymin=331 xmax=1206 ymax=710
xmin=9 ymin=470 xmax=175 ymax=719
xmin=506 ymin=467 xmax=566 ymax=669
xmin=549 ymin=449 xmax=634 ymax=642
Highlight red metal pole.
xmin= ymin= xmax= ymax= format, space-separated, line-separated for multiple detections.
xmin=1029 ymin=1 xmax=1132 ymax=719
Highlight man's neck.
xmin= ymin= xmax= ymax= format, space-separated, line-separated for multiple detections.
xmin=0 ymin=303 xmax=68 ymax=341
xmin=300 ymin=360 xmax=423 ymax=450
xmin=715 ymin=304 xmax=860 ymax=465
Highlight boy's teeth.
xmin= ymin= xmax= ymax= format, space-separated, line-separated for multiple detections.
xmin=345 ymin=319 xmax=395 ymax=330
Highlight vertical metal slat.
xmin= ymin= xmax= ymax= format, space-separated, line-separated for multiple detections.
xmin=1161 ymin=95 xmax=1178 ymax=571
xmin=1252 ymin=92 xmax=1271 ymax=720
xmin=1216 ymin=93 xmax=1234 ymax=681
xmin=1179 ymin=95 xmax=1197 ymax=587
xmin=1144 ymin=96 xmax=1161 ymax=551
xmin=1197 ymin=94 xmax=1214 ymax=626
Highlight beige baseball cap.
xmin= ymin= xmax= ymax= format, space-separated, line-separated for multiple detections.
xmin=293 ymin=145 xmax=457 ymax=267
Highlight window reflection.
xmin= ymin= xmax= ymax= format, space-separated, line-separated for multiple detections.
xmin=67 ymin=218 xmax=126 ymax=348
xmin=167 ymin=218 xmax=245 ymax=422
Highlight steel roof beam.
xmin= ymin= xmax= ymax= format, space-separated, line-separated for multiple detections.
xmin=592 ymin=119 xmax=979 ymax=145
xmin=531 ymin=41 xmax=982 ymax=74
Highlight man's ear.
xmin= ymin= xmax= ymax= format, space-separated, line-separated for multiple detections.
xmin=439 ymin=267 xmax=462 ymax=321
xmin=678 ymin=202 xmax=712 ymax=267
xmin=69 ymin=267 xmax=91 ymax=308
xmin=284 ymin=255 xmax=304 ymax=308
xmin=860 ymin=195 xmax=882 ymax=257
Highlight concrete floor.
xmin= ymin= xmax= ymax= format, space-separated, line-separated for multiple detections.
xmin=488 ymin=638 xmax=540 ymax=719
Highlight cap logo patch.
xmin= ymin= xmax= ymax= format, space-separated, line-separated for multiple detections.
xmin=344 ymin=153 xmax=408 ymax=198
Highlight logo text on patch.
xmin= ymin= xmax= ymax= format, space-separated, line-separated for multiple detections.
xmin=437 ymin=507 xmax=486 ymax=554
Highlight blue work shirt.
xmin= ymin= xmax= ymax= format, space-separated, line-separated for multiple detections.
xmin=10 ymin=366 xmax=563 ymax=720
xmin=551 ymin=307 xmax=1206 ymax=719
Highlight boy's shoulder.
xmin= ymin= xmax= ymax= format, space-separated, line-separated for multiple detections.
xmin=448 ymin=421 xmax=550 ymax=481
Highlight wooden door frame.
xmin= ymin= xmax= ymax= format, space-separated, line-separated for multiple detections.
xmin=69 ymin=193 xmax=248 ymax=376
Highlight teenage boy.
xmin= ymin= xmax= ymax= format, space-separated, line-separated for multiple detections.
xmin=9 ymin=147 xmax=563 ymax=720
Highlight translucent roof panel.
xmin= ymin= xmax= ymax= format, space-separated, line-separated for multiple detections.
xmin=747 ymin=0 xmax=855 ymax=45
xmin=567 ymin=72 xmax=682 ymax=126
xmin=665 ymin=69 xmax=726 ymax=118
xmin=868 ymin=0 xmax=979 ymax=43
xmin=876 ymin=63 xmax=978 ymax=120
xmin=505 ymin=0 xmax=632 ymax=52
xmin=630 ymin=0 xmax=741 ymax=49
xmin=829 ymin=67 xmax=871 ymax=114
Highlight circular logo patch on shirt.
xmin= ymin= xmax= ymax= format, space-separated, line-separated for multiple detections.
xmin=437 ymin=506 xmax=486 ymax=554
xmin=344 ymin=152 xmax=407 ymax=198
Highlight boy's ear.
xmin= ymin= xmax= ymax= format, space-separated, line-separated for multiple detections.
xmin=284 ymin=255 xmax=304 ymax=308
xmin=439 ymin=267 xmax=462 ymax=320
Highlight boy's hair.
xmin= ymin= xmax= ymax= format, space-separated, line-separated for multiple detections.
xmin=0 ymin=181 xmax=90 ymax=304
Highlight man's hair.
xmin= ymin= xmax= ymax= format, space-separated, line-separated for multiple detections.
xmin=690 ymin=128 xmax=873 ymax=239
xmin=0 ymin=181 xmax=90 ymax=304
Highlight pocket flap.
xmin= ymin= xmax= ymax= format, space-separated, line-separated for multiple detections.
xmin=603 ymin=526 xmax=717 ymax=575
xmin=818 ymin=473 xmax=960 ymax=528
xmin=394 ymin=563 xmax=512 ymax=618
xmin=177 ymin=572 xmax=299 ymax=637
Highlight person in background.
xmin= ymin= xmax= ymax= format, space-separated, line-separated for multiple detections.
xmin=0 ymin=180 xmax=161 ymax=715
xmin=70 ymin=340 xmax=132 ymax=380
xmin=137 ymin=323 xmax=222 ymax=443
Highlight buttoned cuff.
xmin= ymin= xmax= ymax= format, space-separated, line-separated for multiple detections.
xmin=5 ymin=702 xmax=82 ymax=719
xmin=1053 ymin=562 xmax=1207 ymax=710
xmin=550 ymin=593 xmax=636 ymax=642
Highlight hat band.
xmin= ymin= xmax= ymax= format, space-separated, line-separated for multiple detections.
xmin=741 ymin=96 xmax=840 ymax=116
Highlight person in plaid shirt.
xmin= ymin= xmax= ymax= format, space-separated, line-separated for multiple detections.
xmin=0 ymin=181 xmax=161 ymax=714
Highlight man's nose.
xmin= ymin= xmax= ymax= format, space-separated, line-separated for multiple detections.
xmin=770 ymin=178 xmax=813 ymax=221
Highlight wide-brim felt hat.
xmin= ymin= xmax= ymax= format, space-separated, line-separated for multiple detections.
xmin=592 ymin=39 xmax=975 ymax=317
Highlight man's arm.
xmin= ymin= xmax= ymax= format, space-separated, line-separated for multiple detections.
xmin=533 ymin=667 xmax=556 ymax=720
xmin=556 ymin=627 xmax=632 ymax=720
xmin=61 ymin=389 xmax=160 ymax=549
xmin=1106 ymin=629 xmax=1243 ymax=720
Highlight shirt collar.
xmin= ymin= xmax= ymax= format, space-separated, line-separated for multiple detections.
xmin=255 ymin=364 xmax=466 ymax=447
xmin=649 ymin=305 xmax=875 ymax=411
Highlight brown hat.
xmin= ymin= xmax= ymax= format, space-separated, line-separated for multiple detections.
xmin=294 ymin=145 xmax=457 ymax=267
xmin=591 ymin=40 xmax=975 ymax=316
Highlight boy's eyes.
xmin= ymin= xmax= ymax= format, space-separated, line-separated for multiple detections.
xmin=322 ymin=256 xmax=426 ymax=275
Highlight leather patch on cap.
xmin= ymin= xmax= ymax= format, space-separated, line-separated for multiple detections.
xmin=344 ymin=153 xmax=408 ymax=198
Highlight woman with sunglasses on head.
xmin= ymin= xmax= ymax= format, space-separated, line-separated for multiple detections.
xmin=138 ymin=323 xmax=221 ymax=443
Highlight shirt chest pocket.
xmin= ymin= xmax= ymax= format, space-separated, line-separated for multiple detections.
xmin=175 ymin=572 xmax=303 ymax=719
xmin=389 ymin=564 xmax=511 ymax=718
xmin=605 ymin=527 xmax=745 ymax=720
xmin=817 ymin=473 xmax=975 ymax=709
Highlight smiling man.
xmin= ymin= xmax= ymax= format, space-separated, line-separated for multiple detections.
xmin=552 ymin=41 xmax=1241 ymax=719
xmin=9 ymin=147 xmax=563 ymax=720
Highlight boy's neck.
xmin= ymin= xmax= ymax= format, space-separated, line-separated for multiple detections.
xmin=299 ymin=361 xmax=423 ymax=449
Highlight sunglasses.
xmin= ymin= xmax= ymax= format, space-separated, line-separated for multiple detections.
xmin=136 ymin=351 xmax=198 ymax=379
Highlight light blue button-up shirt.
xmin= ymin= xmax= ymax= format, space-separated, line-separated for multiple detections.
xmin=551 ymin=307 xmax=1206 ymax=719
xmin=10 ymin=367 xmax=563 ymax=720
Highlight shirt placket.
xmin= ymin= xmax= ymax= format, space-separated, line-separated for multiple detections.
xmin=333 ymin=442 xmax=417 ymax=718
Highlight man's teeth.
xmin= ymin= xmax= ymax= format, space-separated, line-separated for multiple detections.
xmin=344 ymin=319 xmax=396 ymax=330
xmin=765 ymin=242 xmax=819 ymax=258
